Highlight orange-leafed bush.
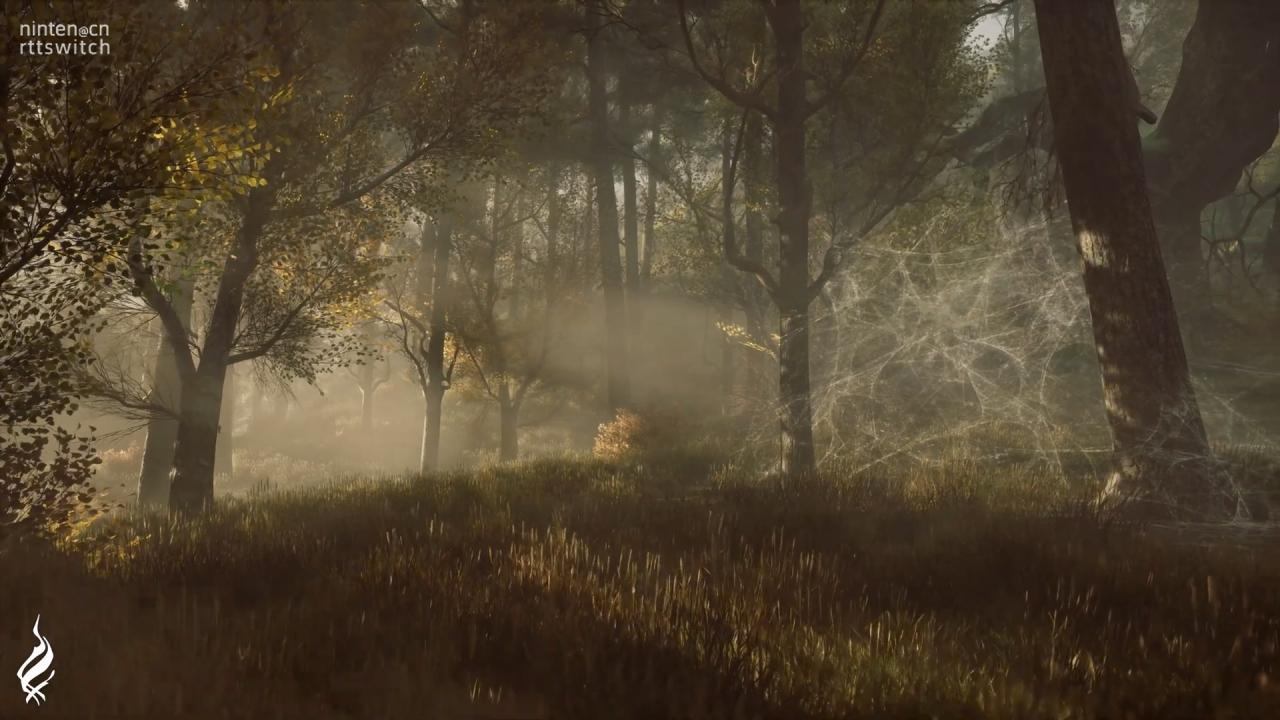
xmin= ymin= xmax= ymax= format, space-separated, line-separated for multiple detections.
xmin=593 ymin=409 xmax=681 ymax=460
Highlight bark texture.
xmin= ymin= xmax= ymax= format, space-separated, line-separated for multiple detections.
xmin=771 ymin=0 xmax=817 ymax=477
xmin=1034 ymin=0 xmax=1231 ymax=519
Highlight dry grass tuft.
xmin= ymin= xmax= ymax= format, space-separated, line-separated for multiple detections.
xmin=1 ymin=454 xmax=1278 ymax=719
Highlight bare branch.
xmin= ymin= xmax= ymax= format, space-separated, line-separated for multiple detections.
xmin=965 ymin=0 xmax=1019 ymax=27
xmin=723 ymin=109 xmax=780 ymax=299
xmin=677 ymin=0 xmax=777 ymax=120
xmin=125 ymin=235 xmax=197 ymax=383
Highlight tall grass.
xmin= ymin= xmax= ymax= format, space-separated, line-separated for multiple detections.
xmin=1 ymin=455 xmax=1277 ymax=719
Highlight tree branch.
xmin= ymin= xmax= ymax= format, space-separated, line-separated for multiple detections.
xmin=677 ymin=0 xmax=777 ymax=120
xmin=126 ymin=235 xmax=197 ymax=383
xmin=723 ymin=109 xmax=780 ymax=299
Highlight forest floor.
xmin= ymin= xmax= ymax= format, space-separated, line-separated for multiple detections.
xmin=3 ymin=452 xmax=1280 ymax=719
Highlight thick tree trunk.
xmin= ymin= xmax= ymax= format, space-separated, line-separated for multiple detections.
xmin=587 ymin=0 xmax=631 ymax=414
xmin=170 ymin=367 xmax=228 ymax=514
xmin=137 ymin=276 xmax=194 ymax=509
xmin=170 ymin=194 xmax=270 ymax=514
xmin=1034 ymin=0 xmax=1229 ymax=520
xmin=420 ymin=387 xmax=443 ymax=474
xmin=1144 ymin=0 xmax=1280 ymax=332
xmin=771 ymin=0 xmax=817 ymax=477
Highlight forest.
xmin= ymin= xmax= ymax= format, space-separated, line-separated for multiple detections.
xmin=2 ymin=0 xmax=1280 ymax=717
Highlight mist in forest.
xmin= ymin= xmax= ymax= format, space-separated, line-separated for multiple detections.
xmin=3 ymin=0 xmax=1280 ymax=718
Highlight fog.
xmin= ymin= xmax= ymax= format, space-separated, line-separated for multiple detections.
xmin=4 ymin=1 xmax=1280 ymax=717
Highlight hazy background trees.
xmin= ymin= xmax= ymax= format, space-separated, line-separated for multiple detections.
xmin=6 ymin=0 xmax=1280 ymax=524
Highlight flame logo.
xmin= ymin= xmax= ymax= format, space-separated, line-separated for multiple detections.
xmin=17 ymin=615 xmax=55 ymax=706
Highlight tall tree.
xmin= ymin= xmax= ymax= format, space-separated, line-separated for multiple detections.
xmin=2 ymin=0 xmax=247 ymax=526
xmin=131 ymin=0 xmax=551 ymax=513
xmin=680 ymin=0 xmax=889 ymax=476
xmin=586 ymin=0 xmax=632 ymax=413
xmin=1034 ymin=0 xmax=1234 ymax=519
xmin=385 ymin=213 xmax=456 ymax=474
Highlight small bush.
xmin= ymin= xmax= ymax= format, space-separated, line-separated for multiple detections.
xmin=593 ymin=409 xmax=679 ymax=460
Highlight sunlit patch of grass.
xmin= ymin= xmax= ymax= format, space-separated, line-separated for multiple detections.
xmin=2 ymin=454 xmax=1278 ymax=718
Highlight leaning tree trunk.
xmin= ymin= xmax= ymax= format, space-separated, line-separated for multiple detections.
xmin=1034 ymin=0 xmax=1231 ymax=520
xmin=772 ymin=0 xmax=817 ymax=477
xmin=420 ymin=216 xmax=453 ymax=474
xmin=137 ymin=275 xmax=194 ymax=509
xmin=586 ymin=0 xmax=631 ymax=414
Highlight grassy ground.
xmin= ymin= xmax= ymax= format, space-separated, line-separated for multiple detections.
xmin=2 ymin=453 xmax=1279 ymax=719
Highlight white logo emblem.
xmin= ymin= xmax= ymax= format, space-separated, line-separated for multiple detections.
xmin=17 ymin=615 xmax=55 ymax=706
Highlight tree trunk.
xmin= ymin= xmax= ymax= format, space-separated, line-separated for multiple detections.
xmin=170 ymin=193 xmax=270 ymax=514
xmin=771 ymin=0 xmax=817 ymax=477
xmin=641 ymin=107 xmax=661 ymax=289
xmin=1264 ymin=197 xmax=1280 ymax=305
xmin=587 ymin=0 xmax=631 ymax=414
xmin=621 ymin=102 xmax=641 ymax=296
xmin=1143 ymin=0 xmax=1280 ymax=333
xmin=170 ymin=368 xmax=228 ymax=514
xmin=214 ymin=364 xmax=235 ymax=479
xmin=420 ymin=387 xmax=443 ymax=474
xmin=137 ymin=276 xmax=194 ymax=509
xmin=420 ymin=216 xmax=453 ymax=475
xmin=358 ymin=360 xmax=376 ymax=431
xmin=741 ymin=112 xmax=771 ymax=392
xmin=1034 ymin=0 xmax=1230 ymax=520
xmin=498 ymin=386 xmax=518 ymax=462
xmin=417 ymin=215 xmax=453 ymax=474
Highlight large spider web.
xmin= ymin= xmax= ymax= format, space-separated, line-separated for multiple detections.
xmin=735 ymin=198 xmax=1280 ymax=490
